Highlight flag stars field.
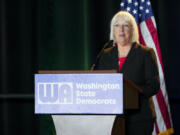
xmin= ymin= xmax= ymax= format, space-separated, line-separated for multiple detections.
xmin=147 ymin=1 xmax=151 ymax=5
xmin=120 ymin=2 xmax=124 ymax=7
xmin=145 ymin=9 xmax=149 ymax=13
xmin=134 ymin=2 xmax=138 ymax=6
xmin=128 ymin=0 xmax=132 ymax=4
xmin=133 ymin=9 xmax=137 ymax=14
xmin=139 ymin=6 xmax=143 ymax=10
xmin=127 ymin=7 xmax=131 ymax=12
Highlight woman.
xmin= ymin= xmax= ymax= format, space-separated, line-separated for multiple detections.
xmin=93 ymin=11 xmax=160 ymax=135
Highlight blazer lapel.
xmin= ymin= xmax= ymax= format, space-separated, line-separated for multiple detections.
xmin=120 ymin=42 xmax=137 ymax=73
xmin=110 ymin=46 xmax=119 ymax=72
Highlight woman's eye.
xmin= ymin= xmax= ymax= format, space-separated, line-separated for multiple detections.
xmin=124 ymin=24 xmax=129 ymax=27
xmin=114 ymin=24 xmax=130 ymax=28
xmin=114 ymin=24 xmax=119 ymax=27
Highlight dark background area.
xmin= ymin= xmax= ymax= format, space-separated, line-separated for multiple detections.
xmin=0 ymin=0 xmax=180 ymax=135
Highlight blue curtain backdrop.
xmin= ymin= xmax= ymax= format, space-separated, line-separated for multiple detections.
xmin=0 ymin=0 xmax=180 ymax=135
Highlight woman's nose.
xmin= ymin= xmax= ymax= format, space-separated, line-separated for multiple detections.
xmin=119 ymin=25 xmax=124 ymax=31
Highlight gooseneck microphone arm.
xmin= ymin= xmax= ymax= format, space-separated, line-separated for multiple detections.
xmin=91 ymin=40 xmax=113 ymax=70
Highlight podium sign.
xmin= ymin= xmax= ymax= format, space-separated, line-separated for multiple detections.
xmin=35 ymin=73 xmax=123 ymax=114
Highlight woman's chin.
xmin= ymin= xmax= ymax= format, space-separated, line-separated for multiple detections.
xmin=117 ymin=41 xmax=129 ymax=46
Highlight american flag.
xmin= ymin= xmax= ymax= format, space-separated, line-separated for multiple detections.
xmin=120 ymin=0 xmax=174 ymax=134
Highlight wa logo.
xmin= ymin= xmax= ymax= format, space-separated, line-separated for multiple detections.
xmin=37 ymin=82 xmax=73 ymax=104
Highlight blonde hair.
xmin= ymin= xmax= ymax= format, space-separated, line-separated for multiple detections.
xmin=110 ymin=11 xmax=139 ymax=43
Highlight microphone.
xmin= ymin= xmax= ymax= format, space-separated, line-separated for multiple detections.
xmin=97 ymin=40 xmax=113 ymax=58
xmin=91 ymin=40 xmax=113 ymax=70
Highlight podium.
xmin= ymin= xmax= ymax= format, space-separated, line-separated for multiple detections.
xmin=111 ymin=77 xmax=142 ymax=135
xmin=37 ymin=70 xmax=141 ymax=135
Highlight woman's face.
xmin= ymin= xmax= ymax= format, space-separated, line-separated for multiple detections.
xmin=113 ymin=16 xmax=133 ymax=46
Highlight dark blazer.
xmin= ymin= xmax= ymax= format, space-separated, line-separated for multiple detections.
xmin=94 ymin=42 xmax=160 ymax=122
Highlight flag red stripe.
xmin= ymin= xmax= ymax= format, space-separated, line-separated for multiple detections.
xmin=155 ymin=120 xmax=160 ymax=134
xmin=145 ymin=18 xmax=164 ymax=72
xmin=138 ymin=26 xmax=146 ymax=46
xmin=156 ymin=89 xmax=172 ymax=129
